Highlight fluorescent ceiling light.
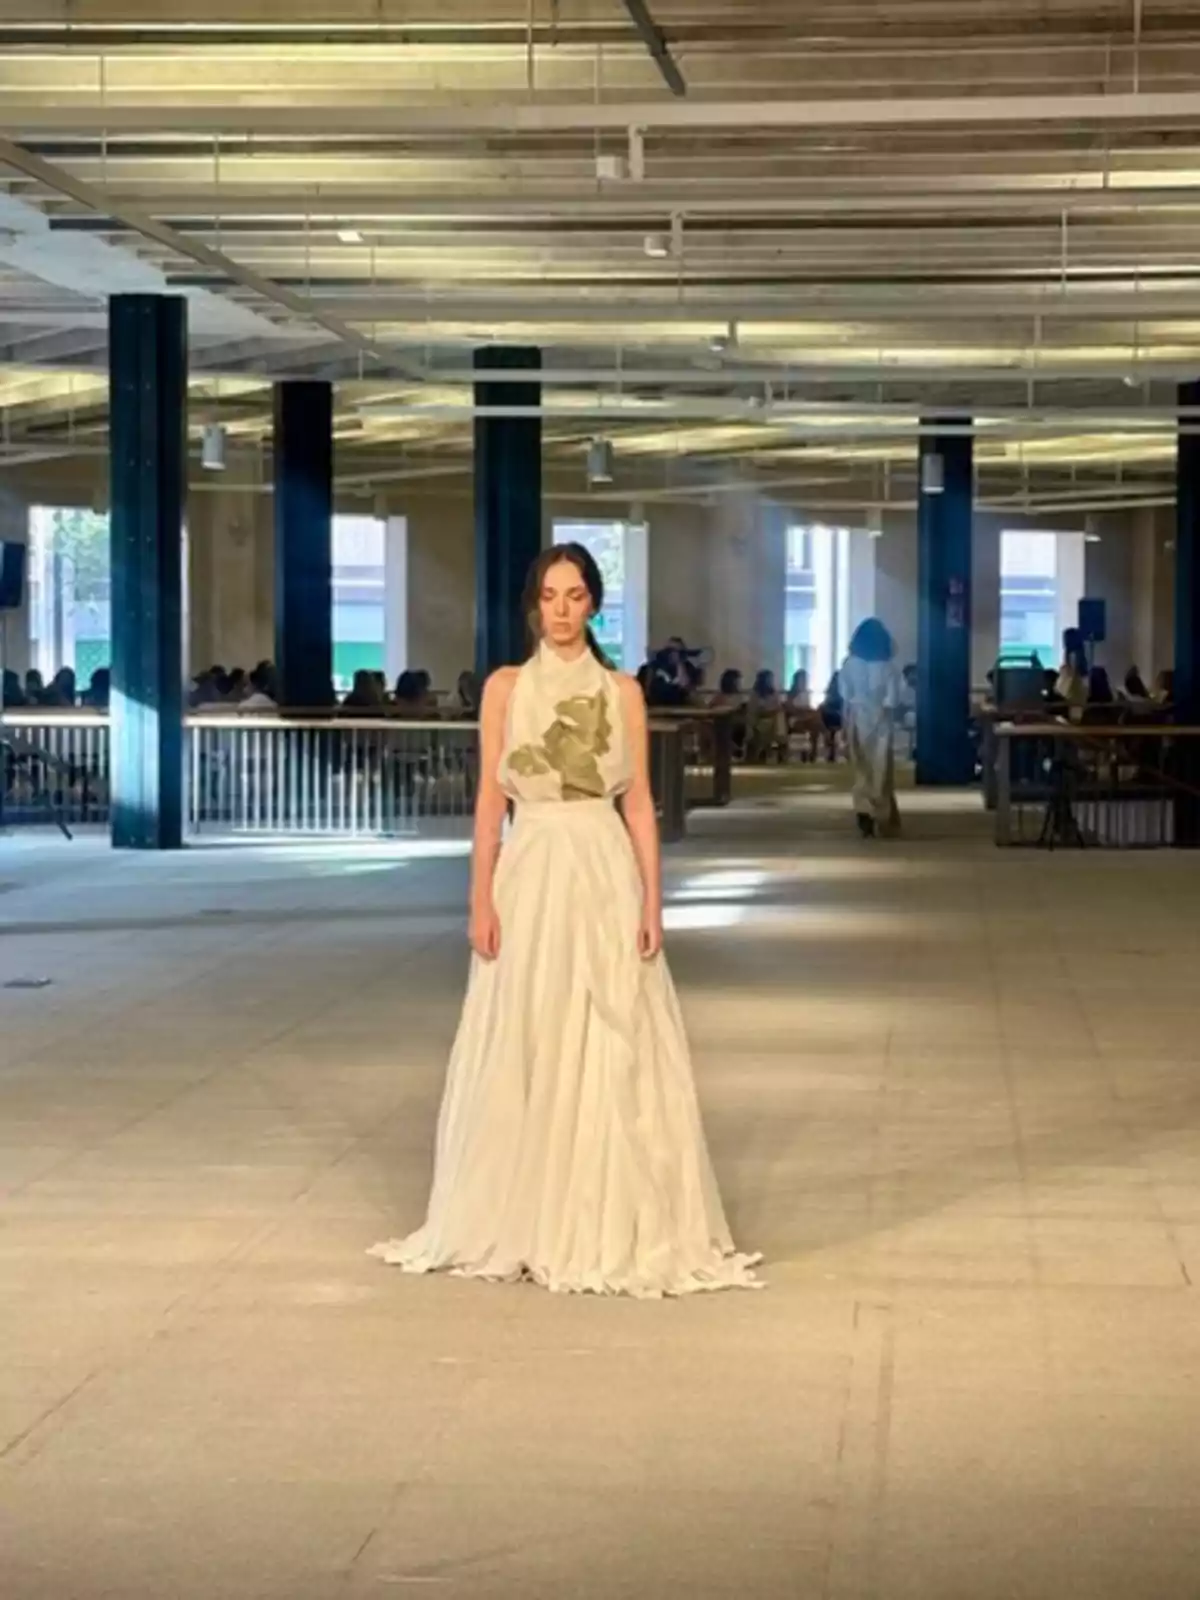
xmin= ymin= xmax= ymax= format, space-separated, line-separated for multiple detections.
xmin=337 ymin=228 xmax=365 ymax=244
xmin=201 ymin=423 xmax=227 ymax=471
xmin=586 ymin=438 xmax=614 ymax=484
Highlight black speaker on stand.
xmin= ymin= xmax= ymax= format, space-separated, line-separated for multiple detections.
xmin=1078 ymin=598 xmax=1107 ymax=673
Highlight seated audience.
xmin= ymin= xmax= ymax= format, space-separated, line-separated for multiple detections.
xmin=747 ymin=669 xmax=787 ymax=763
xmin=341 ymin=668 xmax=386 ymax=715
xmin=1123 ymin=666 xmax=1151 ymax=702
xmin=818 ymin=670 xmax=844 ymax=761
xmin=454 ymin=670 xmax=481 ymax=719
xmin=82 ymin=667 xmax=110 ymax=709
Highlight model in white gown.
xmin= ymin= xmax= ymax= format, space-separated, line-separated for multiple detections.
xmin=369 ymin=640 xmax=762 ymax=1298
xmin=840 ymin=651 xmax=902 ymax=837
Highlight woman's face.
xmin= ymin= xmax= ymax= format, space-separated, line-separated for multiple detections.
xmin=538 ymin=559 xmax=593 ymax=648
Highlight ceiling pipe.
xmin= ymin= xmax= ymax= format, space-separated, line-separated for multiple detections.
xmin=92 ymin=184 xmax=1200 ymax=222
xmin=7 ymin=88 xmax=1200 ymax=135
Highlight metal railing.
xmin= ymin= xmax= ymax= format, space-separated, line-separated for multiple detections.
xmin=1 ymin=709 xmax=691 ymax=842
xmin=0 ymin=711 xmax=109 ymax=830
xmin=188 ymin=716 xmax=477 ymax=836
xmin=994 ymin=722 xmax=1200 ymax=848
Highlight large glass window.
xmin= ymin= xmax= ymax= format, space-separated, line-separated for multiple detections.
xmin=1000 ymin=530 xmax=1083 ymax=665
xmin=28 ymin=505 xmax=111 ymax=683
xmin=27 ymin=504 xmax=395 ymax=696
xmin=332 ymin=514 xmax=386 ymax=692
xmin=786 ymin=522 xmax=853 ymax=693
xmin=551 ymin=519 xmax=646 ymax=671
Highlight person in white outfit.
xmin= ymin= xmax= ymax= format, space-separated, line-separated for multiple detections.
xmin=369 ymin=542 xmax=762 ymax=1298
xmin=838 ymin=617 xmax=902 ymax=839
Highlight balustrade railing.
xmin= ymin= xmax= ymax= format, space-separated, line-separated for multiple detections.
xmin=994 ymin=722 xmax=1200 ymax=848
xmin=1 ymin=709 xmax=691 ymax=842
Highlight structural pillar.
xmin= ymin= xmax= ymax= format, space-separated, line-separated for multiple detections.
xmin=916 ymin=421 xmax=974 ymax=785
xmin=1174 ymin=381 xmax=1200 ymax=844
xmin=274 ymin=381 xmax=334 ymax=707
xmin=474 ymin=347 xmax=541 ymax=676
xmin=108 ymin=293 xmax=186 ymax=850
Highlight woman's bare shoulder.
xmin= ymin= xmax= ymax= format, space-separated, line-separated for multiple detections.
xmin=483 ymin=665 xmax=520 ymax=694
xmin=478 ymin=666 xmax=520 ymax=717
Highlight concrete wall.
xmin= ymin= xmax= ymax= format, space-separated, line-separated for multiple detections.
xmin=0 ymin=482 xmax=30 ymax=677
xmin=401 ymin=482 xmax=475 ymax=690
xmin=875 ymin=510 xmax=918 ymax=668
xmin=187 ymin=487 xmax=274 ymax=674
xmin=1130 ymin=504 xmax=1176 ymax=679
xmin=1083 ymin=512 xmax=1135 ymax=680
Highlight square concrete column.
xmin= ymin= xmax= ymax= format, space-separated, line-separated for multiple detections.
xmin=474 ymin=347 xmax=541 ymax=675
xmin=274 ymin=381 xmax=334 ymax=708
xmin=917 ymin=423 xmax=974 ymax=786
xmin=108 ymin=293 xmax=186 ymax=850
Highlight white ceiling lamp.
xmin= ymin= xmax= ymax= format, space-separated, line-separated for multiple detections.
xmin=595 ymin=152 xmax=628 ymax=182
xmin=201 ymin=423 xmax=227 ymax=472
xmin=708 ymin=320 xmax=738 ymax=356
xmin=627 ymin=125 xmax=646 ymax=183
xmin=920 ymin=450 xmax=945 ymax=495
xmin=643 ymin=232 xmax=671 ymax=259
xmin=586 ymin=438 xmax=614 ymax=485
xmin=336 ymin=227 xmax=365 ymax=244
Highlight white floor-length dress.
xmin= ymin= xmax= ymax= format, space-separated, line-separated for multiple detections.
xmin=369 ymin=642 xmax=762 ymax=1297
xmin=840 ymin=654 xmax=901 ymax=833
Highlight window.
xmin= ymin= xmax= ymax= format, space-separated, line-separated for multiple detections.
xmin=27 ymin=505 xmax=112 ymax=684
xmin=332 ymin=514 xmax=385 ymax=692
xmin=785 ymin=522 xmax=852 ymax=693
xmin=551 ymin=519 xmax=647 ymax=672
xmin=1000 ymin=529 xmax=1083 ymax=666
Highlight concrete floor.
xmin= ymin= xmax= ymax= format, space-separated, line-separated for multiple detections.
xmin=4 ymin=787 xmax=1200 ymax=1599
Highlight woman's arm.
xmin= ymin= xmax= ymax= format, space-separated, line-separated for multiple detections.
xmin=468 ymin=668 xmax=516 ymax=958
xmin=617 ymin=674 xmax=663 ymax=958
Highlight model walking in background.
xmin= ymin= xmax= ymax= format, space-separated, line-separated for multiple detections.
xmin=370 ymin=543 xmax=761 ymax=1298
xmin=839 ymin=617 xmax=902 ymax=839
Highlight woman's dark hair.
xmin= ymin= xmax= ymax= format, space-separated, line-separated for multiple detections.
xmin=719 ymin=668 xmax=742 ymax=695
xmin=1088 ymin=666 xmax=1113 ymax=703
xmin=753 ymin=669 xmax=776 ymax=697
xmin=1124 ymin=667 xmax=1149 ymax=698
xmin=521 ymin=543 xmax=610 ymax=665
xmin=848 ymin=617 xmax=895 ymax=663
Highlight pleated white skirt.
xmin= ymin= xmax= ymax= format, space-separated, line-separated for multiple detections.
xmin=369 ymin=798 xmax=762 ymax=1298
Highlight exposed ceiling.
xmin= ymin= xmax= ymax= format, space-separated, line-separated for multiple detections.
xmin=0 ymin=0 xmax=1196 ymax=513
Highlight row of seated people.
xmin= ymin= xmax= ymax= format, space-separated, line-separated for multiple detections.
xmin=639 ymin=641 xmax=918 ymax=764
xmin=985 ymin=656 xmax=1175 ymax=721
xmin=3 ymin=667 xmax=110 ymax=709
xmin=192 ymin=663 xmax=483 ymax=721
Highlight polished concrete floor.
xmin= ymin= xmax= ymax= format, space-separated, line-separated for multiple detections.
xmin=4 ymin=786 xmax=1200 ymax=1599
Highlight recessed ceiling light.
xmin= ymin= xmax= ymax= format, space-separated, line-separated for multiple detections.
xmin=337 ymin=228 xmax=365 ymax=244
xmin=643 ymin=233 xmax=671 ymax=259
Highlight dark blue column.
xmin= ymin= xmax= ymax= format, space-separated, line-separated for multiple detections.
xmin=108 ymin=293 xmax=186 ymax=850
xmin=474 ymin=347 xmax=541 ymax=676
xmin=274 ymin=381 xmax=334 ymax=708
xmin=1174 ymin=381 xmax=1200 ymax=845
xmin=916 ymin=421 xmax=974 ymax=786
